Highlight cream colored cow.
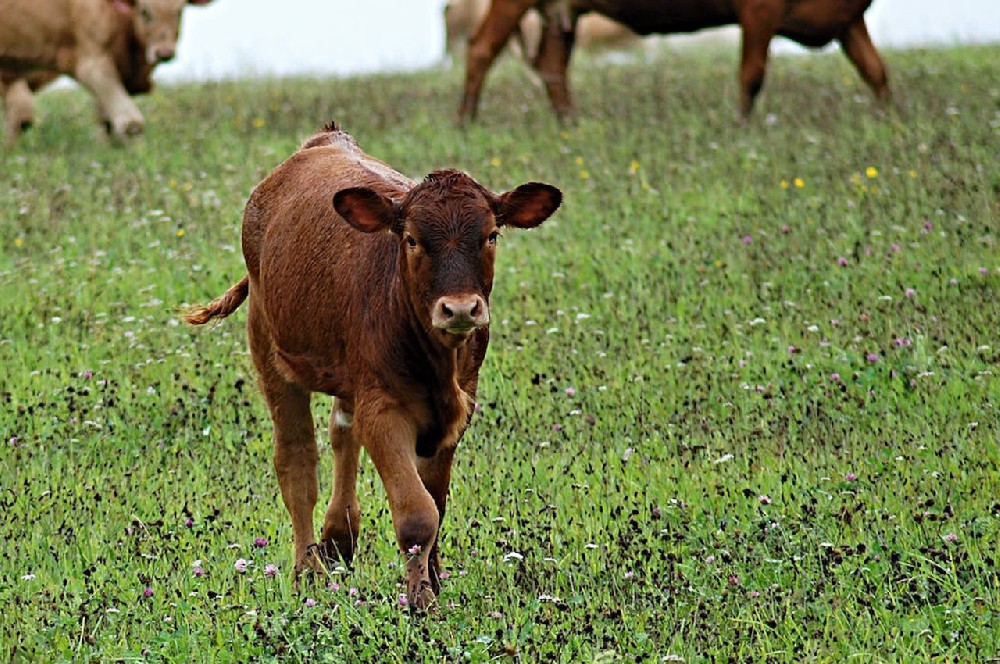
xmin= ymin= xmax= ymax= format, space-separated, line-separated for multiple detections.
xmin=0 ymin=0 xmax=214 ymax=142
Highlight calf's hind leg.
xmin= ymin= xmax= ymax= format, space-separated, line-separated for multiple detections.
xmin=249 ymin=317 xmax=322 ymax=581
xmin=319 ymin=397 xmax=361 ymax=566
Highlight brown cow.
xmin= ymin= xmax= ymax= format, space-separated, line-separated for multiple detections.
xmin=185 ymin=123 xmax=561 ymax=610
xmin=459 ymin=0 xmax=890 ymax=121
xmin=0 ymin=0 xmax=213 ymax=141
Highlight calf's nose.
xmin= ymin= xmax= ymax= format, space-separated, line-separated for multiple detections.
xmin=432 ymin=294 xmax=489 ymax=332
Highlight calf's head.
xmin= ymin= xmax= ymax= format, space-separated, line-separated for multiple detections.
xmin=111 ymin=0 xmax=214 ymax=64
xmin=334 ymin=169 xmax=561 ymax=348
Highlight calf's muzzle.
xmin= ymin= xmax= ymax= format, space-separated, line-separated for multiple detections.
xmin=432 ymin=294 xmax=489 ymax=334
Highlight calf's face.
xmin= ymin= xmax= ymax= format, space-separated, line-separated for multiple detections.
xmin=114 ymin=0 xmax=214 ymax=65
xmin=334 ymin=170 xmax=561 ymax=347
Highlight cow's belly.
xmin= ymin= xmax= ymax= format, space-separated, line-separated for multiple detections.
xmin=779 ymin=0 xmax=872 ymax=46
xmin=580 ymin=0 xmax=737 ymax=35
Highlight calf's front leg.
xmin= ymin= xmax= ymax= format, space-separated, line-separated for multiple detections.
xmin=358 ymin=407 xmax=439 ymax=611
xmin=417 ymin=446 xmax=456 ymax=594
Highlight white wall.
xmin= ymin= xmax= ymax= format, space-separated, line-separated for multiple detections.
xmin=157 ymin=0 xmax=999 ymax=81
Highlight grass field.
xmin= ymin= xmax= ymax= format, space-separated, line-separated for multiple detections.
xmin=1 ymin=42 xmax=998 ymax=662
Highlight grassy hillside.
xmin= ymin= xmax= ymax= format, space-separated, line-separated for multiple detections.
xmin=1 ymin=44 xmax=998 ymax=661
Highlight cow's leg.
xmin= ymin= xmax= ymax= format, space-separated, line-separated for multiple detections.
xmin=417 ymin=445 xmax=456 ymax=594
xmin=838 ymin=18 xmax=890 ymax=104
xmin=459 ymin=0 xmax=537 ymax=122
xmin=248 ymin=313 xmax=321 ymax=582
xmin=736 ymin=2 xmax=782 ymax=118
xmin=358 ymin=408 xmax=439 ymax=611
xmin=3 ymin=78 xmax=36 ymax=144
xmin=74 ymin=54 xmax=144 ymax=138
xmin=318 ymin=397 xmax=361 ymax=567
xmin=532 ymin=6 xmax=577 ymax=120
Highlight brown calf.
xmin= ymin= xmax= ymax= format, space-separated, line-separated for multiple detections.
xmin=459 ymin=0 xmax=890 ymax=121
xmin=185 ymin=124 xmax=561 ymax=610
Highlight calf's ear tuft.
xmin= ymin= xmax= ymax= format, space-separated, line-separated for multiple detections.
xmin=334 ymin=188 xmax=398 ymax=234
xmin=496 ymin=183 xmax=562 ymax=229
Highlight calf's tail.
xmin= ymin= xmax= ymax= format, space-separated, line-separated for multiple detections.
xmin=184 ymin=275 xmax=250 ymax=325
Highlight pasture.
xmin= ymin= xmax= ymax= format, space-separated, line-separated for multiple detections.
xmin=2 ymin=43 xmax=998 ymax=662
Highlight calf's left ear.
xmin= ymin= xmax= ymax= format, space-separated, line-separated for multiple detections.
xmin=334 ymin=187 xmax=399 ymax=234
xmin=495 ymin=182 xmax=562 ymax=229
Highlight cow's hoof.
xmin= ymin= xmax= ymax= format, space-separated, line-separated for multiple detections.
xmin=121 ymin=119 xmax=144 ymax=137
xmin=110 ymin=117 xmax=145 ymax=138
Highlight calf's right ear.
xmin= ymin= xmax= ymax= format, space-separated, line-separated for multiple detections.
xmin=334 ymin=188 xmax=399 ymax=234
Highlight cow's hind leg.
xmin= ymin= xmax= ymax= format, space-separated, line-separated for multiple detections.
xmin=459 ymin=0 xmax=536 ymax=122
xmin=3 ymin=78 xmax=35 ymax=144
xmin=736 ymin=2 xmax=782 ymax=118
xmin=417 ymin=446 xmax=456 ymax=594
xmin=532 ymin=6 xmax=577 ymax=121
xmin=838 ymin=18 xmax=890 ymax=105
xmin=319 ymin=397 xmax=361 ymax=567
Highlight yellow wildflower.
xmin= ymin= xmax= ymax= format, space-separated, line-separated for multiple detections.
xmin=252 ymin=117 xmax=265 ymax=129
xmin=865 ymin=166 xmax=878 ymax=179
xmin=177 ymin=229 xmax=185 ymax=237
xmin=490 ymin=157 xmax=501 ymax=167
xmin=579 ymin=170 xmax=590 ymax=180
xmin=794 ymin=178 xmax=804 ymax=189
xmin=15 ymin=237 xmax=24 ymax=247
xmin=780 ymin=179 xmax=789 ymax=190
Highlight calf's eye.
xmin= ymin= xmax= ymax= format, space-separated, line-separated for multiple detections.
xmin=405 ymin=235 xmax=418 ymax=249
xmin=487 ymin=231 xmax=500 ymax=246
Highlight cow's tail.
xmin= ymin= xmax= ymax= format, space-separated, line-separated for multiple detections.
xmin=184 ymin=275 xmax=250 ymax=325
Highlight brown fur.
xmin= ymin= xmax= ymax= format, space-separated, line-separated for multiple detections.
xmin=0 ymin=0 xmax=214 ymax=143
xmin=458 ymin=0 xmax=890 ymax=121
xmin=186 ymin=124 xmax=561 ymax=611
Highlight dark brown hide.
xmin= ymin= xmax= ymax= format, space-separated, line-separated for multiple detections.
xmin=458 ymin=0 xmax=890 ymax=120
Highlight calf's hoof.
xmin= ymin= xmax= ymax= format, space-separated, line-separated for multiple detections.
xmin=318 ymin=532 xmax=356 ymax=569
xmin=292 ymin=545 xmax=331 ymax=588
xmin=407 ymin=579 xmax=437 ymax=613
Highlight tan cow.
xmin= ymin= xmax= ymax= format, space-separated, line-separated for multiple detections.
xmin=186 ymin=123 xmax=561 ymax=610
xmin=459 ymin=0 xmax=890 ymax=121
xmin=0 ymin=0 xmax=213 ymax=142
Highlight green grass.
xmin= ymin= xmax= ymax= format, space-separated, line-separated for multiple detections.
xmin=2 ymin=43 xmax=998 ymax=662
